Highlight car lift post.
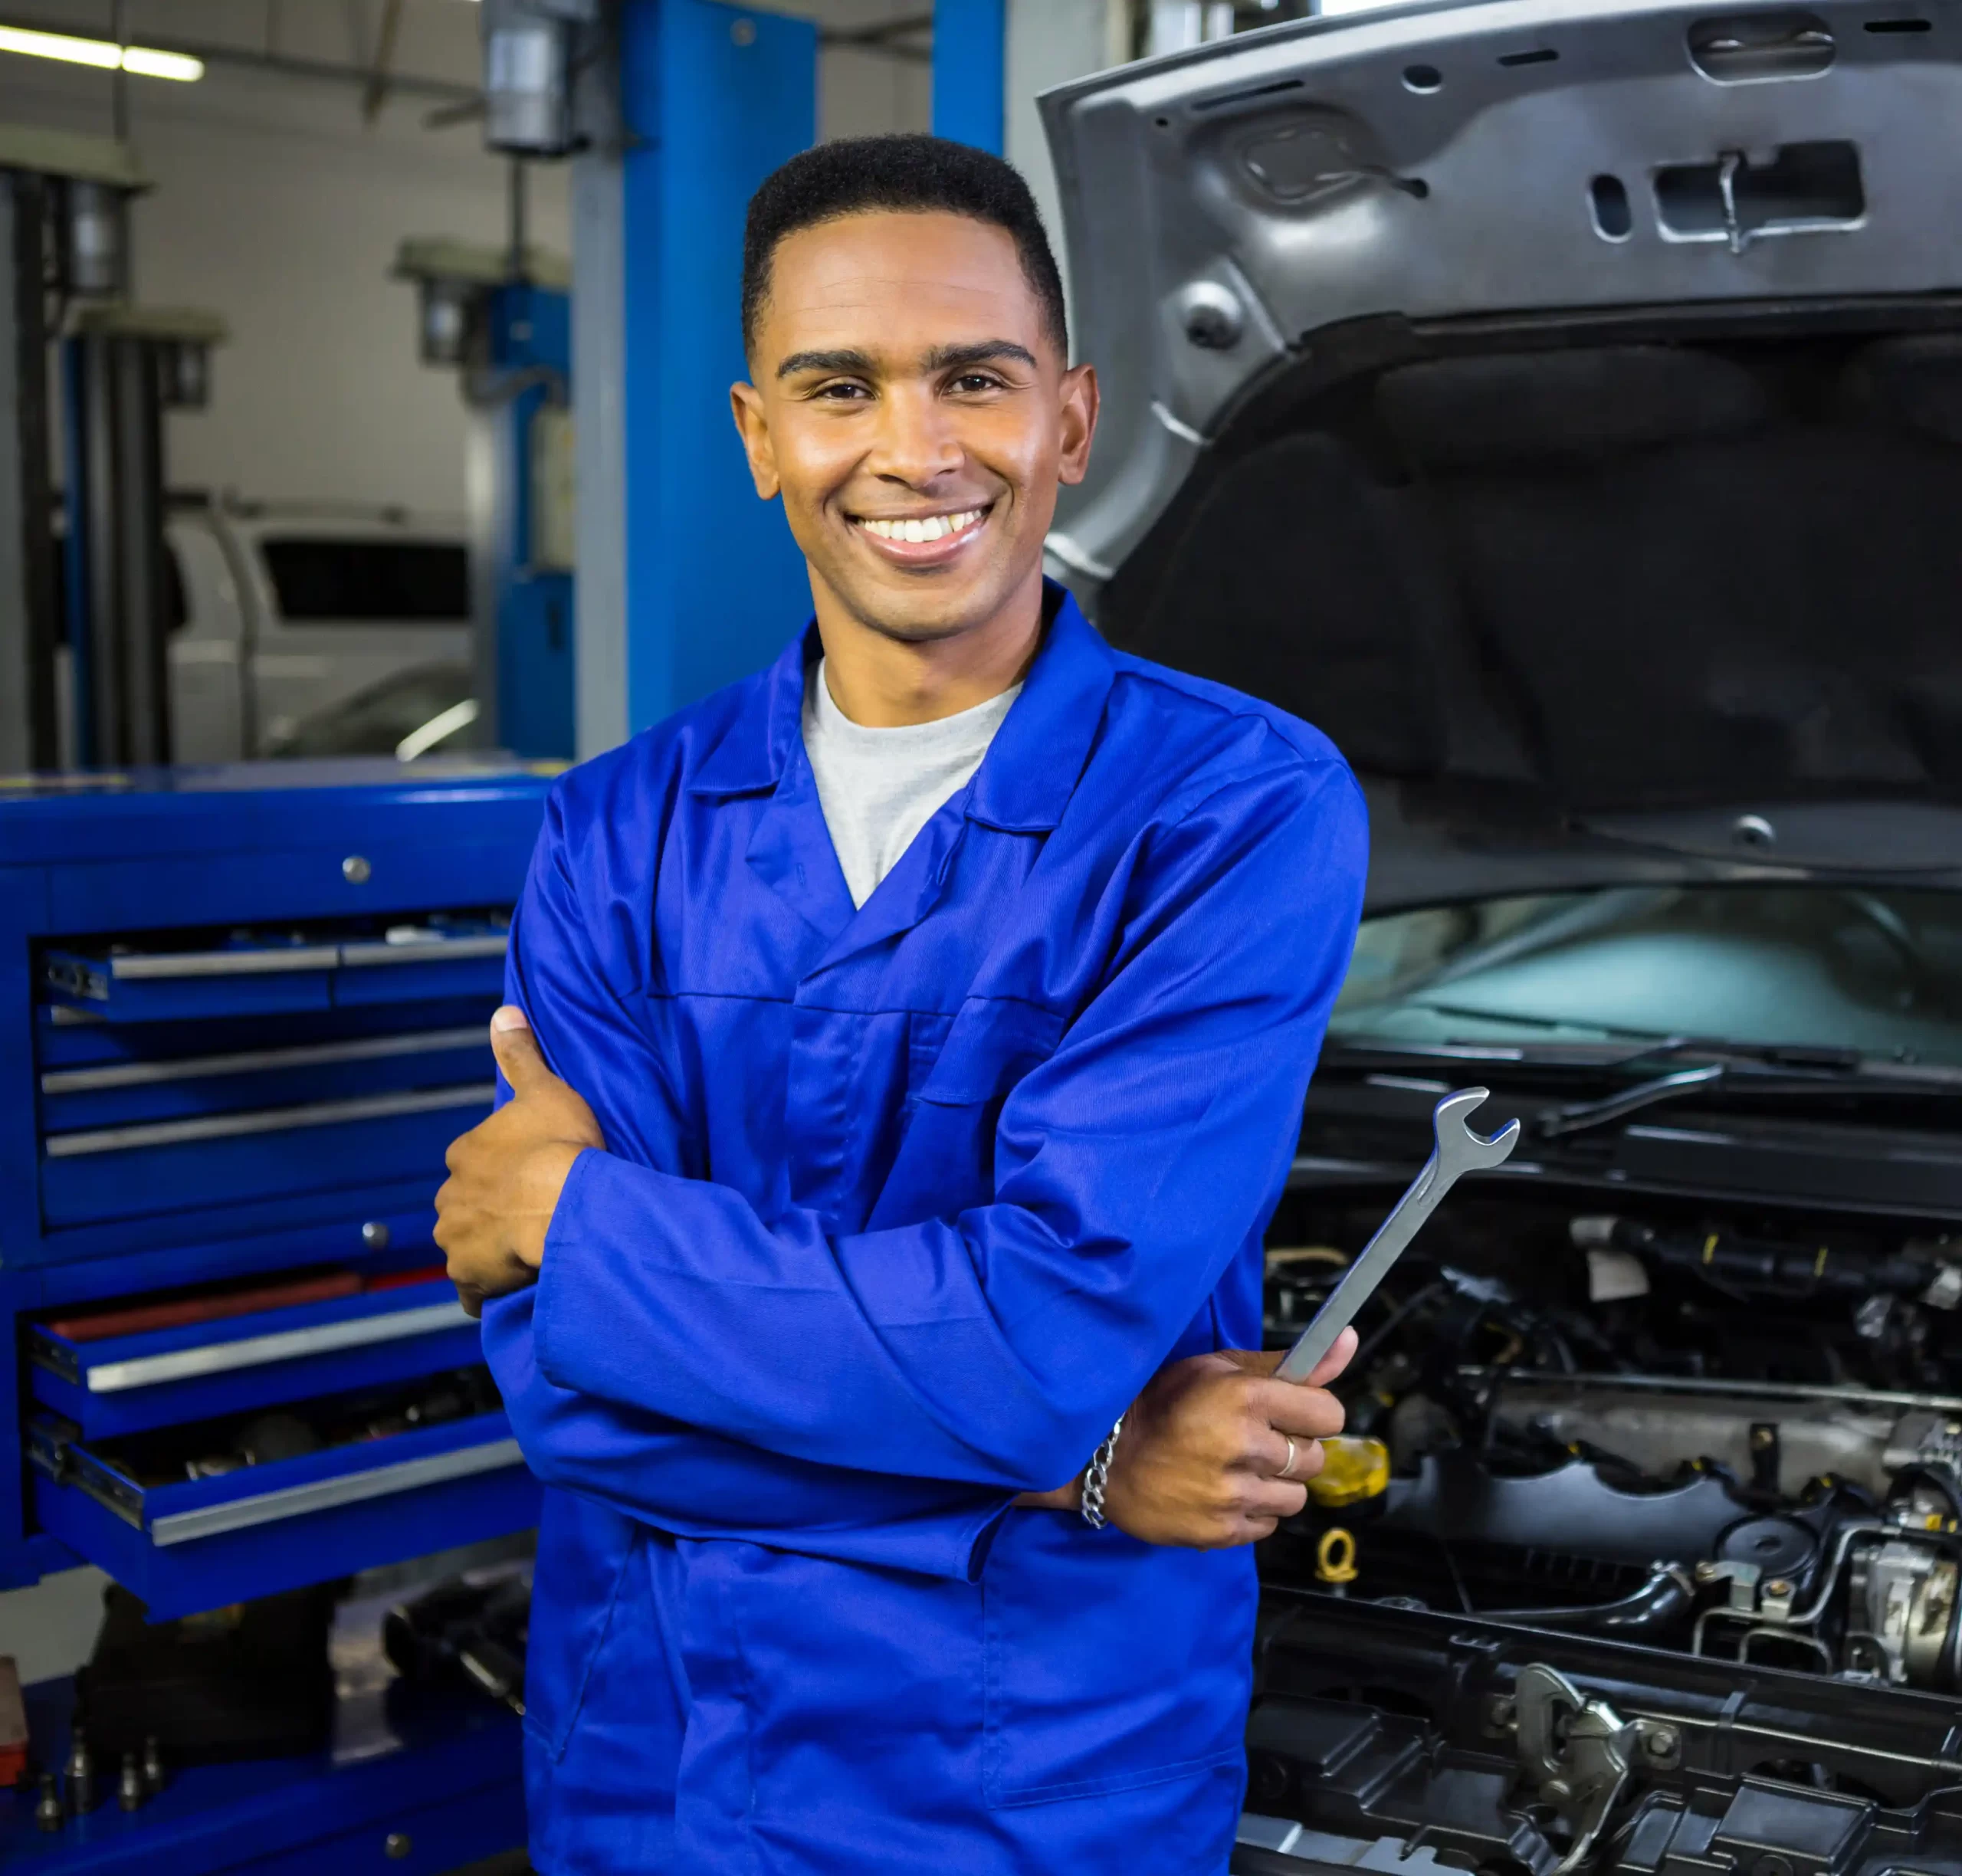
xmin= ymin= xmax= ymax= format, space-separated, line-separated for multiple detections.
xmin=64 ymin=303 xmax=225 ymax=770
xmin=392 ymin=235 xmax=576 ymax=762
xmin=0 ymin=129 xmax=147 ymax=773
xmin=933 ymin=0 xmax=1009 ymax=156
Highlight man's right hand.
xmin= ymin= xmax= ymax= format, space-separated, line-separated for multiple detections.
xmin=1097 ymin=1330 xmax=1357 ymax=1548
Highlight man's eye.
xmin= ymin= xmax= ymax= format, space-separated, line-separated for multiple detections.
xmin=813 ymin=382 xmax=871 ymax=401
xmin=952 ymin=373 xmax=1005 ymax=394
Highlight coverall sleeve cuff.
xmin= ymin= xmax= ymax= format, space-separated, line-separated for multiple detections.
xmin=532 ymin=1143 xmax=620 ymax=1395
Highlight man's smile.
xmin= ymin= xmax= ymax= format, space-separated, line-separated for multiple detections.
xmin=848 ymin=502 xmax=994 ymax=567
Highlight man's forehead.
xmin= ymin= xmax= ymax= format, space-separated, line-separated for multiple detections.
xmin=762 ymin=213 xmax=1042 ymax=346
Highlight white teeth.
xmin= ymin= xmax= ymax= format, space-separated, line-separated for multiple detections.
xmin=858 ymin=509 xmax=985 ymax=545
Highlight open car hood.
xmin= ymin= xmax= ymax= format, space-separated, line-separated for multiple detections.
xmin=1038 ymin=0 xmax=1962 ymax=889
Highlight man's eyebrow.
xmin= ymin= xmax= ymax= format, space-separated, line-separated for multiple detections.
xmin=773 ymin=339 xmax=1040 ymax=382
xmin=776 ymin=347 xmax=877 ymax=380
xmin=924 ymin=340 xmax=1038 ymax=374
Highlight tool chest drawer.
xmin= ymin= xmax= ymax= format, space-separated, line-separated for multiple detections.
xmin=41 ymin=913 xmax=510 ymax=1023
xmin=27 ymin=1368 xmax=539 ymax=1619
xmin=40 ymin=1084 xmax=492 ymax=1228
xmin=30 ymin=912 xmax=511 ymax=1257
xmin=26 ymin=1271 xmax=480 ymax=1439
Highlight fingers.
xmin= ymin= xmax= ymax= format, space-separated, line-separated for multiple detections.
xmin=489 ymin=1005 xmax=553 ymax=1094
xmin=1257 ymin=1378 xmax=1347 ymax=1441
xmin=1242 ymin=1477 xmax=1310 ymax=1523
xmin=1301 ymin=1324 xmax=1359 ymax=1387
xmin=1216 ymin=1325 xmax=1357 ymax=1386
xmin=454 ymin=1282 xmax=485 ymax=1320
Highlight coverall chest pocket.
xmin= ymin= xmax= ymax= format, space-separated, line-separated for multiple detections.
xmin=910 ymin=999 xmax=1065 ymax=1110
xmin=890 ymin=1002 xmax=1065 ymax=1212
xmin=980 ymin=1514 xmax=1254 ymax=1809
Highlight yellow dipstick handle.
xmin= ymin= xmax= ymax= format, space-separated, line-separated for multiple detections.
xmin=1315 ymin=1526 xmax=1359 ymax=1586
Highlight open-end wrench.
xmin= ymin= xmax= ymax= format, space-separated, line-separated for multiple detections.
xmin=1275 ymin=1087 xmax=1521 ymax=1382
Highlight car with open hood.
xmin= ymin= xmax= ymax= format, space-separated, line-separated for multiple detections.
xmin=1040 ymin=5 xmax=1962 ymax=1871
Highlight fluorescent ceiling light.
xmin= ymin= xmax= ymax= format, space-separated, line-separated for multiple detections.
xmin=0 ymin=25 xmax=204 ymax=81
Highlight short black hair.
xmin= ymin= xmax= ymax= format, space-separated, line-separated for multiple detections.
xmin=741 ymin=134 xmax=1068 ymax=362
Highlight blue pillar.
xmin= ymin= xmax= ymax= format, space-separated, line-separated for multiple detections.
xmin=932 ymin=0 xmax=1008 ymax=154
xmin=484 ymin=280 xmax=575 ymax=760
xmin=614 ymin=0 xmax=818 ymax=736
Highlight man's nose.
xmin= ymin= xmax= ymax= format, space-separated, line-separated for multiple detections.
xmin=867 ymin=384 xmax=963 ymax=486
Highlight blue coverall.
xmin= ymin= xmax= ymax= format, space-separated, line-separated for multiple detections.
xmin=479 ymin=586 xmax=1368 ymax=1874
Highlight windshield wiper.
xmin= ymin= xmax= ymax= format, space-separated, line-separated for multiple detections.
xmin=1536 ymin=1063 xmax=1727 ymax=1139
xmin=1324 ymin=1036 xmax=1962 ymax=1140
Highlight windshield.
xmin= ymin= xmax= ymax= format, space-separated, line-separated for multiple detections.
xmin=1330 ymin=885 xmax=1962 ymax=1066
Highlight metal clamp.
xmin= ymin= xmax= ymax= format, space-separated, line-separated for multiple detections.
xmin=1514 ymin=1664 xmax=1676 ymax=1875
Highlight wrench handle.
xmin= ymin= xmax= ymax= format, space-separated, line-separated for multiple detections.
xmin=1273 ymin=1153 xmax=1447 ymax=1382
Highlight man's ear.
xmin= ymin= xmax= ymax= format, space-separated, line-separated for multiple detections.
xmin=729 ymin=379 xmax=782 ymax=500
xmin=1057 ymin=362 xmax=1099 ymax=488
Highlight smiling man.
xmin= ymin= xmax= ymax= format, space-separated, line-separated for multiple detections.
xmin=435 ymin=136 xmax=1369 ymax=1875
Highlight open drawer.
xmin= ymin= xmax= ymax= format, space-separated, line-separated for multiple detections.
xmin=28 ymin=1371 xmax=540 ymax=1619
xmin=41 ymin=914 xmax=510 ymax=1025
xmin=26 ymin=1274 xmax=481 ymax=1438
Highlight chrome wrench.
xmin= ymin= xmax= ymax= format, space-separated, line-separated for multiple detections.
xmin=1275 ymin=1087 xmax=1521 ymax=1382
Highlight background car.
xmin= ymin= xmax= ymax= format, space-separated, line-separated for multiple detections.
xmin=262 ymin=661 xmax=477 ymax=762
xmin=54 ymin=497 xmax=471 ymax=763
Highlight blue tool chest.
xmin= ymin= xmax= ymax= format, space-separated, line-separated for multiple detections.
xmin=0 ymin=761 xmax=553 ymax=1622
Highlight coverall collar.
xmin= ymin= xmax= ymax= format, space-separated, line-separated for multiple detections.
xmin=686 ymin=581 xmax=1114 ymax=834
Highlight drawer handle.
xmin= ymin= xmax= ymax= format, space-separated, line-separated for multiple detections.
xmin=45 ymin=1084 xmax=494 ymax=1158
xmin=338 ymin=936 xmax=509 ymax=967
xmin=40 ymin=1025 xmax=489 ymax=1097
xmin=108 ymin=946 xmax=342 ymax=981
xmin=85 ymin=1299 xmax=474 ymax=1394
xmin=59 ymin=936 xmax=505 ymax=986
xmin=149 ymin=1436 xmax=524 ymax=1546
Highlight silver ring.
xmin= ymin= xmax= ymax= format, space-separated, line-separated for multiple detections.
xmin=1278 ymin=1435 xmax=1299 ymax=1481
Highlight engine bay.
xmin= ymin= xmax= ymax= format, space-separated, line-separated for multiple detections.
xmin=1248 ymin=1188 xmax=1962 ymax=1874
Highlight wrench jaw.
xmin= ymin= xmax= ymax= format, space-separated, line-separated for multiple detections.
xmin=1433 ymin=1087 xmax=1524 ymax=1175
xmin=1275 ymin=1087 xmax=1521 ymax=1382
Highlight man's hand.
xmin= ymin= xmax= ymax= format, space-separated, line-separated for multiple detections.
xmin=435 ymin=1006 xmax=606 ymax=1318
xmin=1016 ymin=1329 xmax=1359 ymax=1546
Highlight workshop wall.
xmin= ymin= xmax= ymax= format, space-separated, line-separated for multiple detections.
xmin=0 ymin=49 xmax=566 ymax=517
xmin=815 ymin=0 xmax=935 ymax=139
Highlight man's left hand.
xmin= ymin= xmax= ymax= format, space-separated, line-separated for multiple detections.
xmin=435 ymin=1006 xmax=606 ymax=1317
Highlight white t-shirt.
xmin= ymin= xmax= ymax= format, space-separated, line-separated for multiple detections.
xmin=801 ymin=658 xmax=1022 ymax=909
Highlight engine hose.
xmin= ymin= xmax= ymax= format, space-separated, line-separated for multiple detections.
xmin=1487 ymin=1566 xmax=1696 ymax=1636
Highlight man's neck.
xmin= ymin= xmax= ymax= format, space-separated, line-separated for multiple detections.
xmin=812 ymin=568 xmax=1046 ymax=728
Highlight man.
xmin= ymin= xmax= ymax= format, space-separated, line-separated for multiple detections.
xmin=436 ymin=135 xmax=1368 ymax=1874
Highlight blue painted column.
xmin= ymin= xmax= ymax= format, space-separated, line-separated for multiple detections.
xmin=613 ymin=0 xmax=818 ymax=736
xmin=932 ymin=0 xmax=1008 ymax=153
xmin=484 ymin=279 xmax=575 ymax=759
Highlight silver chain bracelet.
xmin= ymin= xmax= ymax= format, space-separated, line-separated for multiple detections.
xmin=1080 ymin=1413 xmax=1126 ymax=1530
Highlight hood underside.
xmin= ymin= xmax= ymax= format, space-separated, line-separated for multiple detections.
xmin=1040 ymin=0 xmax=1962 ymax=825
xmin=1104 ymin=317 xmax=1962 ymax=817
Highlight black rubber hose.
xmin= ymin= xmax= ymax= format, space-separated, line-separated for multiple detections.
xmin=1484 ymin=1567 xmax=1695 ymax=1637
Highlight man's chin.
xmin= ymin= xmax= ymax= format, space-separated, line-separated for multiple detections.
xmin=831 ymin=566 xmax=1021 ymax=648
